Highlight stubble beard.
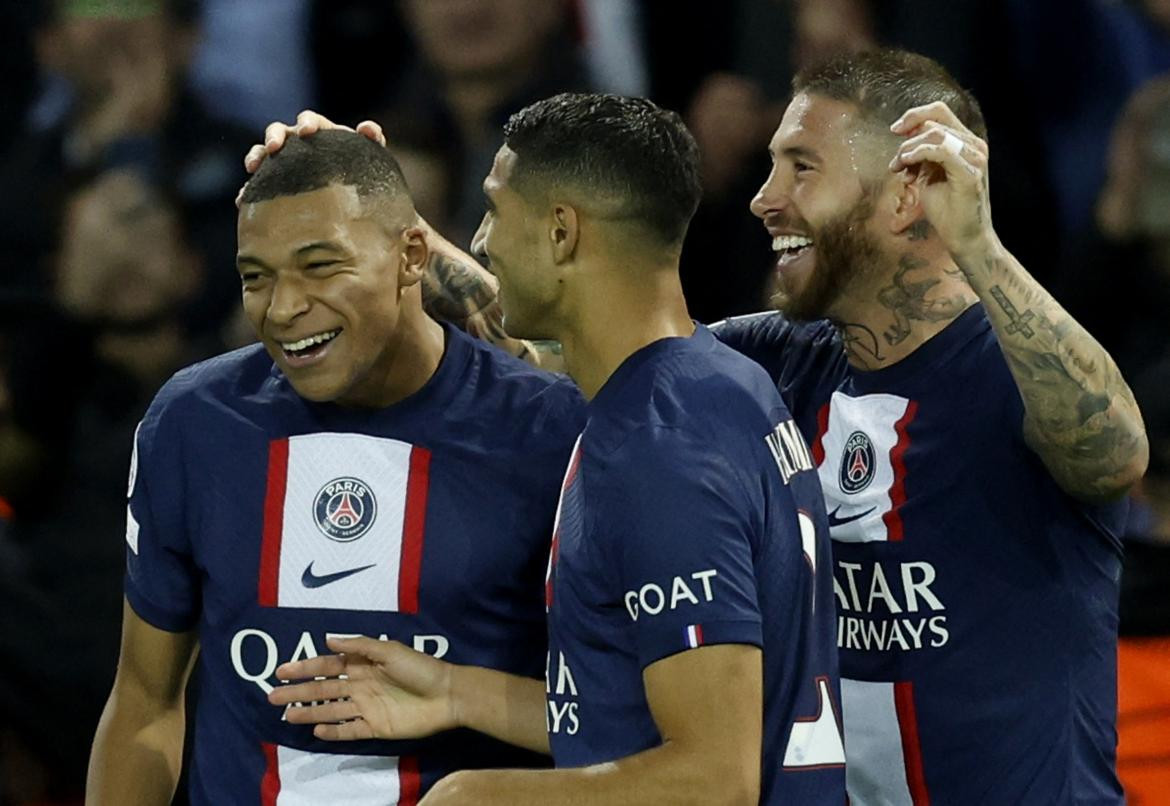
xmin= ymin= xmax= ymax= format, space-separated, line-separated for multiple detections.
xmin=773 ymin=192 xmax=886 ymax=322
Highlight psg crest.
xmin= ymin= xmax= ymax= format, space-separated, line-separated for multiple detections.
xmin=839 ymin=431 xmax=876 ymax=494
xmin=314 ymin=477 xmax=377 ymax=542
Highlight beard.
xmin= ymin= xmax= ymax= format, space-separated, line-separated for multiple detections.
xmin=771 ymin=191 xmax=884 ymax=321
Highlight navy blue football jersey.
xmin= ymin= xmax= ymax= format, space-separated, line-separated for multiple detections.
xmin=125 ymin=325 xmax=585 ymax=805
xmin=715 ymin=305 xmax=1129 ymax=805
xmin=543 ymin=324 xmax=846 ymax=804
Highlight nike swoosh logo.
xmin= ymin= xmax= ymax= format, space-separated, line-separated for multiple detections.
xmin=827 ymin=506 xmax=876 ymax=528
xmin=301 ymin=562 xmax=377 ymax=588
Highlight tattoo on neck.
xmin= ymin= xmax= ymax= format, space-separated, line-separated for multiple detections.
xmin=876 ymin=255 xmax=970 ymax=346
xmin=835 ymin=321 xmax=885 ymax=369
xmin=906 ymin=220 xmax=931 ymax=241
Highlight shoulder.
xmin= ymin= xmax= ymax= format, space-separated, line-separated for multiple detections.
xmin=593 ymin=334 xmax=785 ymax=466
xmin=710 ymin=312 xmax=843 ymax=387
xmin=455 ymin=330 xmax=587 ymax=452
xmin=461 ymin=331 xmax=585 ymax=418
xmin=140 ymin=344 xmax=274 ymax=440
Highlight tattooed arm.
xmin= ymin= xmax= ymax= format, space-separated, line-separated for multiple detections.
xmin=957 ymin=238 xmax=1147 ymax=500
xmin=891 ymin=102 xmax=1148 ymax=501
xmin=419 ymin=220 xmax=566 ymax=372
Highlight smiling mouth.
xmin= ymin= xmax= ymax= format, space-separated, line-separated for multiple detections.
xmin=279 ymin=329 xmax=340 ymax=362
xmin=772 ymin=234 xmax=814 ymax=267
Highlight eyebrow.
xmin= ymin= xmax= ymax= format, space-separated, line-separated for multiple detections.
xmin=295 ymin=240 xmax=348 ymax=256
xmin=773 ymin=145 xmax=822 ymax=163
xmin=236 ymin=241 xmax=349 ymax=271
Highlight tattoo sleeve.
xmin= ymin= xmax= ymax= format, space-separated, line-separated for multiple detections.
xmin=957 ymin=241 xmax=1149 ymax=501
xmin=420 ymin=223 xmax=564 ymax=372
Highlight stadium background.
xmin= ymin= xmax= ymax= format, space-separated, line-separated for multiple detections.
xmin=0 ymin=0 xmax=1167 ymax=803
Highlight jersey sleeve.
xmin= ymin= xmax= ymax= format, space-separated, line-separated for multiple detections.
xmin=609 ymin=425 xmax=769 ymax=669
xmin=711 ymin=313 xmax=845 ymax=419
xmin=124 ymin=379 xmax=201 ymax=632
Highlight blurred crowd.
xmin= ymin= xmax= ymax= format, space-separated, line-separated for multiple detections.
xmin=0 ymin=0 xmax=1168 ymax=803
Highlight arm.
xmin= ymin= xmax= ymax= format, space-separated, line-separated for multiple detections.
xmin=241 ymin=111 xmax=565 ymax=372
xmin=86 ymin=599 xmax=198 ymax=805
xmin=891 ymin=103 xmax=1149 ymax=501
xmin=269 ymin=636 xmax=549 ymax=755
xmin=270 ymin=639 xmax=761 ymax=806
xmin=425 ymin=645 xmax=761 ymax=806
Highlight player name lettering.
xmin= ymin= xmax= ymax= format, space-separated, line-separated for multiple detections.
xmin=833 ymin=560 xmax=949 ymax=651
xmin=546 ymin=651 xmax=580 ymax=735
xmin=765 ymin=419 xmax=815 ymax=485
xmin=230 ymin=628 xmax=450 ymax=695
xmin=623 ymin=569 xmax=719 ymax=621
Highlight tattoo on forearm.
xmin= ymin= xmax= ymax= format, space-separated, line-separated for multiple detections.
xmin=877 ymin=255 xmax=970 ymax=345
xmin=988 ymin=286 xmax=1035 ymax=337
xmin=422 ymin=254 xmax=497 ymax=323
xmin=981 ymin=256 xmax=1146 ymax=499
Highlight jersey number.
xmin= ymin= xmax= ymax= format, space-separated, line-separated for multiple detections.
xmin=783 ymin=676 xmax=846 ymax=769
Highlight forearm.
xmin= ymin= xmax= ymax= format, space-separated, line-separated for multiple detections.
xmin=451 ymin=665 xmax=549 ymax=755
xmin=418 ymin=220 xmax=564 ymax=371
xmin=429 ymin=741 xmax=753 ymax=806
xmin=86 ymin=688 xmax=186 ymax=805
xmin=955 ymin=235 xmax=1148 ymax=500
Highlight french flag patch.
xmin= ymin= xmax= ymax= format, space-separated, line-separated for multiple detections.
xmin=684 ymin=624 xmax=705 ymax=648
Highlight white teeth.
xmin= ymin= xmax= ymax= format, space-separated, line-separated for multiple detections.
xmin=772 ymin=235 xmax=813 ymax=252
xmin=281 ymin=330 xmax=339 ymax=352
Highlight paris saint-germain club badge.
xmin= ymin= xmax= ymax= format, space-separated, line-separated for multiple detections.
xmin=839 ymin=431 xmax=876 ymax=494
xmin=314 ymin=477 xmax=377 ymax=541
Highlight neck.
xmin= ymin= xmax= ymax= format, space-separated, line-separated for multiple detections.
xmin=345 ymin=300 xmax=445 ymax=408
xmin=557 ymin=259 xmax=694 ymax=400
xmin=829 ymin=250 xmax=978 ymax=370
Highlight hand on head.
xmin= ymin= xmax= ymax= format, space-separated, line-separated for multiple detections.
xmin=888 ymin=101 xmax=994 ymax=259
xmin=238 ymin=111 xmax=388 ymax=205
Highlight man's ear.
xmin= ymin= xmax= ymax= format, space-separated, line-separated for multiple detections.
xmin=398 ymin=226 xmax=429 ymax=292
xmin=889 ymin=168 xmax=930 ymax=238
xmin=550 ymin=204 xmax=579 ymax=264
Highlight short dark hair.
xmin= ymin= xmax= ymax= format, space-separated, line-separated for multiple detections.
xmin=240 ymin=130 xmax=413 ymax=217
xmin=502 ymin=93 xmax=702 ymax=246
xmin=794 ymin=48 xmax=987 ymax=141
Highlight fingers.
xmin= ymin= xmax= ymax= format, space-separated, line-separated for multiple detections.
xmin=275 ymin=651 xmax=349 ymax=682
xmin=283 ymin=698 xmax=362 ymax=725
xmin=355 ymin=120 xmax=387 ymax=147
xmin=327 ymin=635 xmax=402 ymax=659
xmin=315 ymin=719 xmax=376 ymax=742
xmin=268 ymin=675 xmax=350 ymax=706
xmin=889 ymin=122 xmax=988 ymax=177
xmin=244 ymin=110 xmax=360 ymax=174
xmin=890 ymin=100 xmax=968 ymax=137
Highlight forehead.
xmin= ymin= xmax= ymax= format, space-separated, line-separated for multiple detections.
xmin=771 ymin=93 xmax=862 ymax=154
xmin=484 ymin=145 xmax=520 ymax=195
xmin=239 ymin=184 xmax=366 ymax=245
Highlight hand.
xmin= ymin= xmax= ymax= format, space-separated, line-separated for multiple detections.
xmin=241 ymin=110 xmax=387 ymax=174
xmin=889 ymin=101 xmax=993 ymax=260
xmin=267 ymin=636 xmax=459 ymax=741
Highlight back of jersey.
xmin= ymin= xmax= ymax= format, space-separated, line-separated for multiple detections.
xmin=547 ymin=324 xmax=845 ymax=803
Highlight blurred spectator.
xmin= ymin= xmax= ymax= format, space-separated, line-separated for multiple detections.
xmin=1059 ymin=72 xmax=1170 ymax=380
xmin=0 ymin=170 xmax=215 ymax=805
xmin=373 ymin=0 xmax=593 ymax=247
xmin=190 ymin=0 xmax=315 ymax=130
xmin=1116 ymin=359 xmax=1170 ymax=802
xmin=0 ymin=0 xmax=254 ymax=334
